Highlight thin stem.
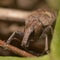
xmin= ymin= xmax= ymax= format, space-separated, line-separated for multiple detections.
xmin=0 ymin=40 xmax=36 ymax=57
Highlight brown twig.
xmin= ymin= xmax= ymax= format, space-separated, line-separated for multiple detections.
xmin=0 ymin=40 xmax=36 ymax=57
xmin=0 ymin=8 xmax=32 ymax=23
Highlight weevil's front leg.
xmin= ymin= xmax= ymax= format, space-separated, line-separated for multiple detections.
xmin=3 ymin=31 xmax=23 ymax=50
xmin=21 ymin=19 xmax=42 ymax=47
xmin=6 ymin=31 xmax=23 ymax=44
xmin=6 ymin=32 xmax=16 ymax=44
xmin=21 ymin=25 xmax=34 ymax=47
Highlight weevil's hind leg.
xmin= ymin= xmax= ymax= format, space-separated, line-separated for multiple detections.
xmin=39 ymin=33 xmax=49 ymax=56
xmin=40 ymin=26 xmax=53 ymax=54
xmin=44 ymin=34 xmax=49 ymax=54
xmin=43 ymin=26 xmax=54 ymax=53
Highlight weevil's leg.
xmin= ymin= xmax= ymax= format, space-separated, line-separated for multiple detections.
xmin=3 ymin=31 xmax=23 ymax=50
xmin=40 ymin=26 xmax=53 ymax=54
xmin=39 ymin=33 xmax=49 ymax=55
xmin=6 ymin=31 xmax=16 ymax=44
xmin=21 ymin=16 xmax=43 ymax=47
xmin=6 ymin=31 xmax=24 ymax=45
xmin=2 ymin=32 xmax=16 ymax=50
xmin=41 ymin=26 xmax=53 ymax=54
xmin=44 ymin=34 xmax=49 ymax=54
xmin=21 ymin=27 xmax=34 ymax=47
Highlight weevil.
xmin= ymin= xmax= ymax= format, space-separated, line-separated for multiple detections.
xmin=21 ymin=7 xmax=57 ymax=47
xmin=6 ymin=6 xmax=57 ymax=50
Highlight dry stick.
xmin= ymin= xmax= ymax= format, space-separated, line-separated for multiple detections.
xmin=0 ymin=40 xmax=36 ymax=57
xmin=0 ymin=8 xmax=32 ymax=22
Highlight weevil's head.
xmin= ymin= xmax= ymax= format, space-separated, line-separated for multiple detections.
xmin=46 ymin=0 xmax=60 ymax=9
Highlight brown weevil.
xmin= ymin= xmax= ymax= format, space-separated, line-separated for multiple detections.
xmin=6 ymin=6 xmax=57 ymax=56
xmin=21 ymin=6 xmax=57 ymax=48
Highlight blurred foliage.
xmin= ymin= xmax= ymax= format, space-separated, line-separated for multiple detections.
xmin=50 ymin=10 xmax=60 ymax=60
xmin=46 ymin=0 xmax=60 ymax=9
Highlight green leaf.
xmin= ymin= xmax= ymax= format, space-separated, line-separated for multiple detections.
xmin=0 ymin=10 xmax=60 ymax=60
xmin=50 ymin=10 xmax=60 ymax=60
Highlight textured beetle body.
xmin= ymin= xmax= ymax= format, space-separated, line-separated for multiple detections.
xmin=21 ymin=6 xmax=57 ymax=47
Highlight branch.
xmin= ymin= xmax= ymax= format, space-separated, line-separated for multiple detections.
xmin=0 ymin=8 xmax=32 ymax=22
xmin=0 ymin=40 xmax=36 ymax=57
